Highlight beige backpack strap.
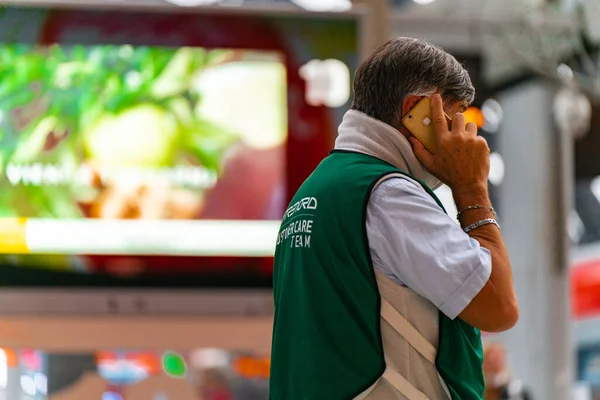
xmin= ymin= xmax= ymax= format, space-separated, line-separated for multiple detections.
xmin=382 ymin=364 xmax=430 ymax=400
xmin=353 ymin=364 xmax=429 ymax=400
xmin=379 ymin=298 xmax=453 ymax=400
xmin=353 ymin=380 xmax=378 ymax=400
xmin=380 ymin=298 xmax=437 ymax=364
xmin=355 ymin=298 xmax=436 ymax=400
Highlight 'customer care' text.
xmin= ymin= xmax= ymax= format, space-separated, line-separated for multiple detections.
xmin=276 ymin=197 xmax=317 ymax=249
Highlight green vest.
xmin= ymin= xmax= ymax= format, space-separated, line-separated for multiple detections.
xmin=270 ymin=151 xmax=485 ymax=400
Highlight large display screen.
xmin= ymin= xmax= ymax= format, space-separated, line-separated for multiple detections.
xmin=0 ymin=6 xmax=358 ymax=286
xmin=0 ymin=44 xmax=286 ymax=257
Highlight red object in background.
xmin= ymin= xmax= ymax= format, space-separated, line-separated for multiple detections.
xmin=572 ymin=259 xmax=600 ymax=319
xmin=201 ymin=145 xmax=284 ymax=221
xmin=39 ymin=9 xmax=335 ymax=279
xmin=20 ymin=349 xmax=42 ymax=371
xmin=97 ymin=351 xmax=162 ymax=375
xmin=205 ymin=390 xmax=233 ymax=400
xmin=126 ymin=352 xmax=161 ymax=375
xmin=96 ymin=351 xmax=118 ymax=367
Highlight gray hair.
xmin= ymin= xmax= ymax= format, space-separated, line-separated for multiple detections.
xmin=351 ymin=37 xmax=475 ymax=127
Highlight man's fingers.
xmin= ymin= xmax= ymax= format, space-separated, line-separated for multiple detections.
xmin=409 ymin=137 xmax=434 ymax=168
xmin=431 ymin=94 xmax=449 ymax=137
xmin=465 ymin=121 xmax=478 ymax=136
xmin=451 ymin=112 xmax=466 ymax=134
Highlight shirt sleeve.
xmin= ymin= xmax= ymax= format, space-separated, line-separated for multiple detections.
xmin=366 ymin=177 xmax=492 ymax=320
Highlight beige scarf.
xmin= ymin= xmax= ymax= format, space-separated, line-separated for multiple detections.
xmin=335 ymin=110 xmax=442 ymax=190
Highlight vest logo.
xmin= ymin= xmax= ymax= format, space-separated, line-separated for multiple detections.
xmin=278 ymin=197 xmax=317 ymax=249
xmin=283 ymin=197 xmax=317 ymax=221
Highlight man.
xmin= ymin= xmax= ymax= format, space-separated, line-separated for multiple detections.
xmin=270 ymin=37 xmax=519 ymax=400
xmin=483 ymin=342 xmax=532 ymax=400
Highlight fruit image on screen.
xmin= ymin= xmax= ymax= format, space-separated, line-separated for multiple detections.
xmin=0 ymin=44 xmax=287 ymax=275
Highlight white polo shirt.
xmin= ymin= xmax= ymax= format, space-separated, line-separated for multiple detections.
xmin=366 ymin=177 xmax=492 ymax=320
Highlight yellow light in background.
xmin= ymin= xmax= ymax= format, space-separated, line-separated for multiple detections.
xmin=464 ymin=107 xmax=485 ymax=129
xmin=0 ymin=218 xmax=29 ymax=254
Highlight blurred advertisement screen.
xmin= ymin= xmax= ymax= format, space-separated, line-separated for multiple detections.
xmin=0 ymin=6 xmax=358 ymax=287
xmin=0 ymin=348 xmax=270 ymax=400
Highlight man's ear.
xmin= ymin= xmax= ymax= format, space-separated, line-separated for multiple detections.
xmin=401 ymin=95 xmax=424 ymax=118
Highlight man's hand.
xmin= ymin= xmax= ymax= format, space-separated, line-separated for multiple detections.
xmin=409 ymin=93 xmax=490 ymax=195
xmin=409 ymin=93 xmax=519 ymax=333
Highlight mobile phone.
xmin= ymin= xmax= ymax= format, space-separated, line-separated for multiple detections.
xmin=401 ymin=97 xmax=452 ymax=154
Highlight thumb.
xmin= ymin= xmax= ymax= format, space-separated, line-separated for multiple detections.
xmin=409 ymin=137 xmax=434 ymax=168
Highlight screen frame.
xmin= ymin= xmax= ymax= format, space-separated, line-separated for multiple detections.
xmin=5 ymin=0 xmax=373 ymax=61
xmin=5 ymin=0 xmax=370 ymax=61
xmin=0 ymin=1 xmax=368 ymax=329
xmin=5 ymin=0 xmax=369 ymax=23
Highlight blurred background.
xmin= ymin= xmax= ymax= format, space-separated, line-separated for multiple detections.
xmin=0 ymin=0 xmax=599 ymax=398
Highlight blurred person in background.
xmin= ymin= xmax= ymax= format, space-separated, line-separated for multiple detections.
xmin=483 ymin=342 xmax=532 ymax=400
xmin=270 ymin=37 xmax=519 ymax=400
xmin=197 ymin=368 xmax=233 ymax=400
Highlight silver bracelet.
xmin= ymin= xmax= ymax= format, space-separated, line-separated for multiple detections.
xmin=457 ymin=204 xmax=496 ymax=220
xmin=463 ymin=218 xmax=500 ymax=234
